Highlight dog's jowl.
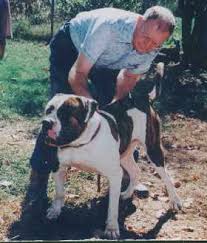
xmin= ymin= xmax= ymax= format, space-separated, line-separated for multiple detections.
xmin=43 ymin=93 xmax=181 ymax=239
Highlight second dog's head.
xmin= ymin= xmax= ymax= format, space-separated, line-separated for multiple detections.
xmin=42 ymin=93 xmax=98 ymax=146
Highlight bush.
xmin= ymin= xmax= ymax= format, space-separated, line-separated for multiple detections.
xmin=8 ymin=81 xmax=48 ymax=116
xmin=12 ymin=19 xmax=31 ymax=39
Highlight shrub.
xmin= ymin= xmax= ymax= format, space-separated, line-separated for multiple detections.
xmin=8 ymin=82 xmax=48 ymax=116
xmin=12 ymin=19 xmax=31 ymax=39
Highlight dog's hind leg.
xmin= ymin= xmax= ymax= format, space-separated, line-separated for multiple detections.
xmin=104 ymin=166 xmax=123 ymax=239
xmin=146 ymin=109 xmax=182 ymax=211
xmin=120 ymin=140 xmax=140 ymax=200
xmin=150 ymin=160 xmax=182 ymax=211
xmin=47 ymin=168 xmax=66 ymax=219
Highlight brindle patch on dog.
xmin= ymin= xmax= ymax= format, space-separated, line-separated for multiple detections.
xmin=98 ymin=111 xmax=119 ymax=142
xmin=146 ymin=107 xmax=164 ymax=167
xmin=103 ymin=99 xmax=134 ymax=154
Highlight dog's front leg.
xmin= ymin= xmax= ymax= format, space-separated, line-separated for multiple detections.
xmin=47 ymin=168 xmax=66 ymax=219
xmin=104 ymin=167 xmax=123 ymax=239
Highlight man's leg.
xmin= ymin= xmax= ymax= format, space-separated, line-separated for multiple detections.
xmin=27 ymin=27 xmax=78 ymax=208
xmin=26 ymin=132 xmax=58 ymax=206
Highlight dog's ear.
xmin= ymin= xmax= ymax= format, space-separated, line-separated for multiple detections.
xmin=84 ymin=99 xmax=98 ymax=123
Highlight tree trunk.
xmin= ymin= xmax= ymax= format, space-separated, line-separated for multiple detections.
xmin=191 ymin=9 xmax=207 ymax=68
xmin=179 ymin=0 xmax=194 ymax=65
xmin=179 ymin=0 xmax=207 ymax=68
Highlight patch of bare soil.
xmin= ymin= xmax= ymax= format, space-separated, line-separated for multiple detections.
xmin=0 ymin=114 xmax=207 ymax=240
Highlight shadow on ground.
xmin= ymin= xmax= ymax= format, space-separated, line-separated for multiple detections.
xmin=7 ymin=192 xmax=176 ymax=240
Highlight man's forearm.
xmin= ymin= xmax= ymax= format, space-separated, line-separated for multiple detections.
xmin=68 ymin=66 xmax=92 ymax=98
xmin=113 ymin=70 xmax=142 ymax=101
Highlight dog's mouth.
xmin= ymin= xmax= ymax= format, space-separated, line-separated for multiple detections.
xmin=44 ymin=129 xmax=73 ymax=147
xmin=44 ymin=129 xmax=58 ymax=147
xmin=42 ymin=120 xmax=82 ymax=147
xmin=47 ymin=129 xmax=57 ymax=140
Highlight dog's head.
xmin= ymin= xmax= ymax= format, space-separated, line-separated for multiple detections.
xmin=42 ymin=94 xmax=98 ymax=146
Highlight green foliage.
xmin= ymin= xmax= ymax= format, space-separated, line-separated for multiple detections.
xmin=12 ymin=19 xmax=31 ymax=39
xmin=12 ymin=19 xmax=59 ymax=41
xmin=164 ymin=17 xmax=182 ymax=48
xmin=8 ymin=81 xmax=48 ymax=116
xmin=157 ymin=0 xmax=178 ymax=12
xmin=54 ymin=0 xmax=142 ymax=20
xmin=10 ymin=0 xmax=179 ymax=25
xmin=10 ymin=0 xmax=50 ymax=22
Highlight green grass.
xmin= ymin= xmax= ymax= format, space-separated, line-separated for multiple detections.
xmin=0 ymin=149 xmax=30 ymax=198
xmin=0 ymin=40 xmax=49 ymax=119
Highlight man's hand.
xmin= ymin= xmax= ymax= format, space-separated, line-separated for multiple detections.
xmin=68 ymin=53 xmax=94 ymax=98
xmin=113 ymin=69 xmax=142 ymax=102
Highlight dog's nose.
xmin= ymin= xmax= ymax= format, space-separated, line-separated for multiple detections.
xmin=42 ymin=120 xmax=53 ymax=132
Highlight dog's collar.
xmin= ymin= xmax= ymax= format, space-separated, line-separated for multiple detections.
xmin=48 ymin=121 xmax=101 ymax=149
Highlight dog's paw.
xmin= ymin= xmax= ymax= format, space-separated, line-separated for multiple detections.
xmin=169 ymin=195 xmax=182 ymax=211
xmin=104 ymin=226 xmax=120 ymax=240
xmin=47 ymin=201 xmax=63 ymax=220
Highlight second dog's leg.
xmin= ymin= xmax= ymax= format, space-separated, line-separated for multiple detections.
xmin=104 ymin=167 xmax=123 ymax=239
xmin=47 ymin=168 xmax=66 ymax=219
xmin=146 ymin=108 xmax=182 ymax=211
xmin=147 ymin=145 xmax=182 ymax=210
xmin=151 ymin=162 xmax=182 ymax=211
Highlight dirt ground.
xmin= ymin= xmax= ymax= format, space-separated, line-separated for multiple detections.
xmin=0 ymin=113 xmax=207 ymax=241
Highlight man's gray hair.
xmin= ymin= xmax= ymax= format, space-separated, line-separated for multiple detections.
xmin=143 ymin=6 xmax=176 ymax=35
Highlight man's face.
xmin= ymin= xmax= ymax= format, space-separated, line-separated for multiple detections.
xmin=135 ymin=19 xmax=170 ymax=53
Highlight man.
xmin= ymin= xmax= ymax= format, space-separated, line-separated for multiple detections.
xmin=27 ymin=6 xmax=175 ymax=207
xmin=0 ymin=0 xmax=12 ymax=59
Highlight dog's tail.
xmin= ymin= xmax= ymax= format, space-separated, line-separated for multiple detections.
xmin=149 ymin=62 xmax=165 ymax=101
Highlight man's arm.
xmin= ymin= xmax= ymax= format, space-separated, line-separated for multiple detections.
xmin=112 ymin=69 xmax=143 ymax=102
xmin=68 ymin=53 xmax=94 ymax=98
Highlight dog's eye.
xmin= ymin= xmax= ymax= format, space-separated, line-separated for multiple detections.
xmin=46 ymin=105 xmax=55 ymax=115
